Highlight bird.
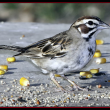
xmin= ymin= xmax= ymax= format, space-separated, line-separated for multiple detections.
xmin=0 ymin=16 xmax=109 ymax=91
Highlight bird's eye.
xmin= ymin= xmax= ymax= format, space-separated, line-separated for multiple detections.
xmin=88 ymin=21 xmax=93 ymax=25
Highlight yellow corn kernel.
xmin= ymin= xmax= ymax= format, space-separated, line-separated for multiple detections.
xmin=54 ymin=74 xmax=61 ymax=77
xmin=80 ymin=71 xmax=91 ymax=76
xmin=93 ymin=52 xmax=101 ymax=58
xmin=80 ymin=71 xmax=92 ymax=78
xmin=95 ymin=49 xmax=101 ymax=53
xmin=7 ymin=57 xmax=16 ymax=63
xmin=86 ymin=74 xmax=93 ymax=78
xmin=96 ymin=58 xmax=106 ymax=64
xmin=96 ymin=39 xmax=104 ymax=45
xmin=0 ymin=69 xmax=6 ymax=75
xmin=0 ymin=65 xmax=8 ymax=71
xmin=19 ymin=77 xmax=30 ymax=86
xmin=90 ymin=69 xmax=99 ymax=74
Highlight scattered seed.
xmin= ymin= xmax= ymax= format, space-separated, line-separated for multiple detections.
xmin=19 ymin=77 xmax=30 ymax=86
xmin=95 ymin=90 xmax=98 ymax=93
xmin=0 ymin=65 xmax=8 ymax=71
xmin=1 ymin=80 xmax=4 ymax=85
xmin=22 ymin=35 xmax=25 ymax=38
xmin=36 ymin=100 xmax=40 ymax=105
xmin=98 ymin=84 xmax=102 ymax=88
xmin=73 ymin=94 xmax=75 ymax=97
xmin=102 ymin=86 xmax=105 ymax=88
xmin=0 ymin=102 xmax=3 ymax=104
xmin=6 ymin=57 xmax=16 ymax=63
xmin=85 ymin=97 xmax=88 ymax=100
xmin=11 ymin=95 xmax=13 ymax=98
xmin=63 ymin=100 xmax=66 ymax=103
xmin=45 ymin=84 xmax=49 ymax=87
xmin=88 ymin=94 xmax=90 ymax=96
xmin=54 ymin=105 xmax=58 ymax=107
xmin=96 ymin=39 xmax=104 ymax=45
xmin=52 ymin=101 xmax=55 ymax=103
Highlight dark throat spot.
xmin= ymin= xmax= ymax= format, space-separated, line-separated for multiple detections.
xmin=83 ymin=31 xmax=96 ymax=42
xmin=88 ymin=47 xmax=94 ymax=56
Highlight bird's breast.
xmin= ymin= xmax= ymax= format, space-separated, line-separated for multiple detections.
xmin=31 ymin=38 xmax=96 ymax=74
xmin=68 ymin=38 xmax=96 ymax=71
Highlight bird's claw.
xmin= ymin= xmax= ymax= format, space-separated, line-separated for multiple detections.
xmin=67 ymin=85 xmax=88 ymax=91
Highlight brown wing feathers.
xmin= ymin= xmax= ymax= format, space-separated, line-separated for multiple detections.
xmin=0 ymin=31 xmax=72 ymax=59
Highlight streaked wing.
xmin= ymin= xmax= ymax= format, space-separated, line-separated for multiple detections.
xmin=22 ymin=31 xmax=72 ymax=59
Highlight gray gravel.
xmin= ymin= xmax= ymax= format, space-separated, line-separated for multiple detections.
xmin=0 ymin=22 xmax=110 ymax=107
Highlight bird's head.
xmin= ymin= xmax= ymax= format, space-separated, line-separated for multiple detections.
xmin=71 ymin=16 xmax=110 ymax=41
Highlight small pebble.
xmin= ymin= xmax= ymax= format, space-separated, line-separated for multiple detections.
xmin=1 ymin=80 xmax=5 ymax=85
xmin=0 ymin=75 xmax=110 ymax=107
xmin=95 ymin=90 xmax=98 ymax=94
xmin=45 ymin=84 xmax=49 ymax=87
xmin=98 ymin=84 xmax=102 ymax=88
xmin=17 ymin=97 xmax=27 ymax=102
xmin=36 ymin=100 xmax=40 ymax=105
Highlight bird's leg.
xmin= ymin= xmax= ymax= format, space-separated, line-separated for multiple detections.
xmin=60 ymin=75 xmax=88 ymax=91
xmin=50 ymin=72 xmax=66 ymax=92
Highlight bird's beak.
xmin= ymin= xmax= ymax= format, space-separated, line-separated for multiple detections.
xmin=97 ymin=22 xmax=110 ymax=30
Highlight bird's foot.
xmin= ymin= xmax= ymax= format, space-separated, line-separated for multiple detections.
xmin=54 ymin=87 xmax=69 ymax=93
xmin=50 ymin=77 xmax=68 ymax=92
xmin=69 ymin=84 xmax=88 ymax=91
xmin=50 ymin=72 xmax=88 ymax=92
xmin=61 ymin=76 xmax=88 ymax=91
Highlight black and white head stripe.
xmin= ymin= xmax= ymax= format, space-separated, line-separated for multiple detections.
xmin=73 ymin=16 xmax=101 ymax=28
xmin=72 ymin=16 xmax=104 ymax=41
xmin=73 ymin=16 xmax=101 ymax=25
xmin=71 ymin=16 xmax=109 ymax=42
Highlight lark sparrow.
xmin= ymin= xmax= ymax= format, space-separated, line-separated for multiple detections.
xmin=0 ymin=16 xmax=109 ymax=91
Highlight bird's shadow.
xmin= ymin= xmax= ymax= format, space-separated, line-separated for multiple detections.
xmin=15 ymin=60 xmax=25 ymax=62
xmin=8 ymin=68 xmax=17 ymax=70
xmin=64 ymin=71 xmax=80 ymax=76
xmin=106 ymin=62 xmax=110 ymax=63
xmin=30 ymin=83 xmax=45 ymax=87
xmin=0 ymin=77 xmax=5 ymax=80
xmin=65 ymin=71 xmax=110 ymax=88
xmin=103 ymin=43 xmax=110 ymax=45
xmin=80 ymin=71 xmax=110 ymax=87
xmin=5 ymin=71 xmax=14 ymax=75
xmin=101 ymin=53 xmax=110 ymax=57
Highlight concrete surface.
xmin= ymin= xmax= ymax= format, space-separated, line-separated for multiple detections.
xmin=0 ymin=22 xmax=110 ymax=107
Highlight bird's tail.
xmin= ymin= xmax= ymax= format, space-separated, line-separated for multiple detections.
xmin=0 ymin=45 xmax=25 ymax=56
xmin=0 ymin=45 xmax=22 ymax=51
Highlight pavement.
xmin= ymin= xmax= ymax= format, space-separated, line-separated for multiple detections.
xmin=0 ymin=22 xmax=110 ymax=107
